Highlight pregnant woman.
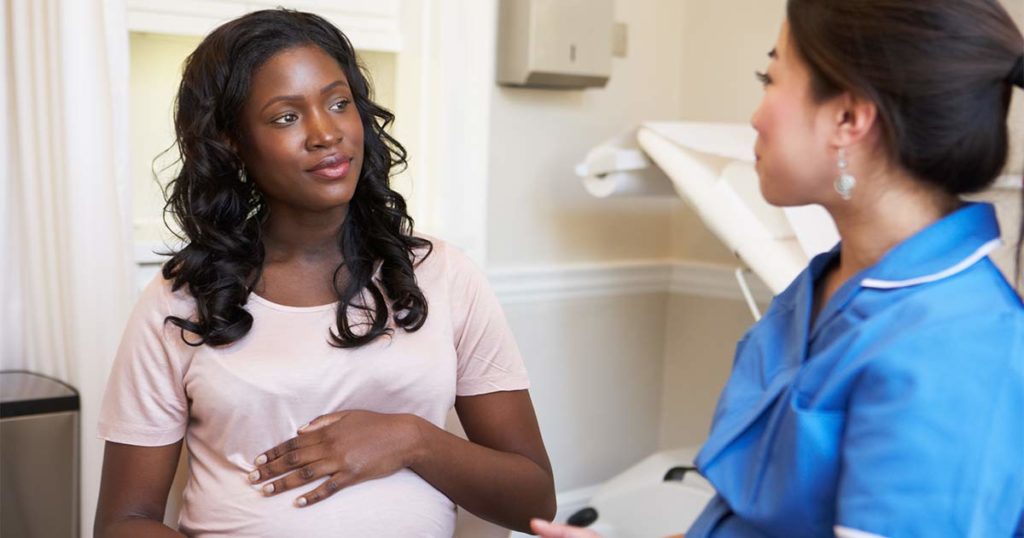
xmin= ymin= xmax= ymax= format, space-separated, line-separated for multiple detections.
xmin=95 ymin=9 xmax=555 ymax=537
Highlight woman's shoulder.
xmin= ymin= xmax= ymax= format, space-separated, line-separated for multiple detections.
xmin=410 ymin=233 xmax=478 ymax=277
xmin=857 ymin=286 xmax=1023 ymax=384
xmin=408 ymin=234 xmax=492 ymax=302
xmin=136 ymin=269 xmax=196 ymax=319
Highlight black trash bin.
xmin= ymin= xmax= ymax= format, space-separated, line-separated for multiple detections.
xmin=1 ymin=371 xmax=80 ymax=538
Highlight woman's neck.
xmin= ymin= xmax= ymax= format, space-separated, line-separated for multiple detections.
xmin=827 ymin=167 xmax=959 ymax=283
xmin=261 ymin=203 xmax=348 ymax=263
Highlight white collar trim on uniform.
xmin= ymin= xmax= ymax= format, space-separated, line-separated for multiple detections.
xmin=834 ymin=526 xmax=889 ymax=538
xmin=860 ymin=238 xmax=1003 ymax=290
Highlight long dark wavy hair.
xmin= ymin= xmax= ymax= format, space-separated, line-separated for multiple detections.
xmin=787 ymin=0 xmax=1024 ymax=283
xmin=162 ymin=8 xmax=432 ymax=348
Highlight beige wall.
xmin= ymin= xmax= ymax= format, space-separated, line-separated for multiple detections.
xmin=129 ymin=32 xmax=201 ymax=244
xmin=658 ymin=295 xmax=753 ymax=449
xmin=481 ymin=0 xmax=782 ymax=499
xmin=485 ymin=0 xmax=687 ymax=267
xmin=1005 ymin=0 xmax=1024 ymax=176
xmin=670 ymin=0 xmax=786 ymax=265
xmin=479 ymin=0 xmax=692 ymax=500
xmin=506 ymin=293 xmax=669 ymax=491
xmin=657 ymin=1 xmax=786 ymax=454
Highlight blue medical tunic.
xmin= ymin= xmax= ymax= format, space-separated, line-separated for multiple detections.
xmin=687 ymin=202 xmax=1024 ymax=538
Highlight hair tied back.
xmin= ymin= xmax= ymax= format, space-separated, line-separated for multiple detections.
xmin=1011 ymin=55 xmax=1024 ymax=88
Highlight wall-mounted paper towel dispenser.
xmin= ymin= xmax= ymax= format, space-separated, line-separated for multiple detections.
xmin=496 ymin=0 xmax=613 ymax=89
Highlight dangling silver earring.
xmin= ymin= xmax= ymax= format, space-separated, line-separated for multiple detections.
xmin=835 ymin=148 xmax=855 ymax=200
xmin=238 ymin=165 xmax=248 ymax=184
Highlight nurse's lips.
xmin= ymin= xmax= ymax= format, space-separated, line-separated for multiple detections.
xmin=307 ymin=154 xmax=351 ymax=180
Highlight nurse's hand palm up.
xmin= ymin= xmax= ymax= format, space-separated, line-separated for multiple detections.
xmin=248 ymin=410 xmax=418 ymax=506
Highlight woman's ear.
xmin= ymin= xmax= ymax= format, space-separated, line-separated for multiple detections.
xmin=222 ymin=134 xmax=239 ymax=156
xmin=219 ymin=132 xmax=243 ymax=163
xmin=830 ymin=92 xmax=878 ymax=148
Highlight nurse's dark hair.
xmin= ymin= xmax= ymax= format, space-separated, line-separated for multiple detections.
xmin=786 ymin=0 xmax=1024 ymax=283
xmin=161 ymin=8 xmax=432 ymax=347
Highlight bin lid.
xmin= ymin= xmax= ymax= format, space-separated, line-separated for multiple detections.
xmin=0 ymin=371 xmax=80 ymax=418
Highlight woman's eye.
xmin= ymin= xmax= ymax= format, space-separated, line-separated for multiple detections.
xmin=755 ymin=71 xmax=772 ymax=86
xmin=272 ymin=113 xmax=298 ymax=125
xmin=330 ymin=99 xmax=350 ymax=112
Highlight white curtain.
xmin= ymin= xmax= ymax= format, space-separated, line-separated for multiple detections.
xmin=2 ymin=0 xmax=133 ymax=535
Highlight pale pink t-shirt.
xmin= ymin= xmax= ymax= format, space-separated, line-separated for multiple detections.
xmin=98 ymin=238 xmax=530 ymax=538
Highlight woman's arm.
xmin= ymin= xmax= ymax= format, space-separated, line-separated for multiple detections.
xmin=94 ymin=441 xmax=186 ymax=538
xmin=250 ymin=390 xmax=556 ymax=533
xmin=409 ymin=389 xmax=556 ymax=531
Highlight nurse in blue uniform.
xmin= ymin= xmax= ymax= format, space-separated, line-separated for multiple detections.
xmin=533 ymin=0 xmax=1024 ymax=537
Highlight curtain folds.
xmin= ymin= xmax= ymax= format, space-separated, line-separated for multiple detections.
xmin=2 ymin=1 xmax=133 ymax=535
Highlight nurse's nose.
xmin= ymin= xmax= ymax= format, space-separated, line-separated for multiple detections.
xmin=750 ymin=102 xmax=764 ymax=134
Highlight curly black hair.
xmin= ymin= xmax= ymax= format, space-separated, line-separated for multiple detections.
xmin=162 ymin=8 xmax=432 ymax=348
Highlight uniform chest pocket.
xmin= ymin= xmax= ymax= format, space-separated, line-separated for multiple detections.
xmin=746 ymin=397 xmax=848 ymax=538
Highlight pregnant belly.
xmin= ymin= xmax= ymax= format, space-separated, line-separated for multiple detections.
xmin=178 ymin=469 xmax=456 ymax=538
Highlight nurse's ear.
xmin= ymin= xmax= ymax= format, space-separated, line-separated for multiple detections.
xmin=827 ymin=92 xmax=879 ymax=151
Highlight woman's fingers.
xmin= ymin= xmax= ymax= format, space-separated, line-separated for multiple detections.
xmin=530 ymin=519 xmax=604 ymax=538
xmin=292 ymin=470 xmax=360 ymax=507
xmin=248 ymin=410 xmax=413 ymax=507
xmin=257 ymin=460 xmax=331 ymax=496
xmin=251 ymin=445 xmax=323 ymax=482
xmin=298 ymin=411 xmax=347 ymax=433
xmin=254 ymin=431 xmax=320 ymax=468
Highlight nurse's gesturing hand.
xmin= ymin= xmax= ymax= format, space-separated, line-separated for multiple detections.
xmin=247 ymin=410 xmax=422 ymax=507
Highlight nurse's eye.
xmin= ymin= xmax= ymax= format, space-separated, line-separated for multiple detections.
xmin=272 ymin=113 xmax=299 ymax=125
xmin=330 ymin=99 xmax=350 ymax=112
xmin=755 ymin=71 xmax=773 ymax=86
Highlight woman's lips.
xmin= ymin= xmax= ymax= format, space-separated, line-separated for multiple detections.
xmin=307 ymin=156 xmax=351 ymax=180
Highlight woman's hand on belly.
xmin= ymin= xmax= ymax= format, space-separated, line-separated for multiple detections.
xmin=247 ymin=410 xmax=420 ymax=507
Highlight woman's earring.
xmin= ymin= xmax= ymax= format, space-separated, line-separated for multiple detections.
xmin=835 ymin=148 xmax=855 ymax=201
xmin=238 ymin=165 xmax=248 ymax=184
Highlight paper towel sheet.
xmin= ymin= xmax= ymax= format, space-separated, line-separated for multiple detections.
xmin=575 ymin=127 xmax=677 ymax=198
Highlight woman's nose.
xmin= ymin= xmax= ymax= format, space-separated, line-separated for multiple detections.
xmin=305 ymin=110 xmax=341 ymax=150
